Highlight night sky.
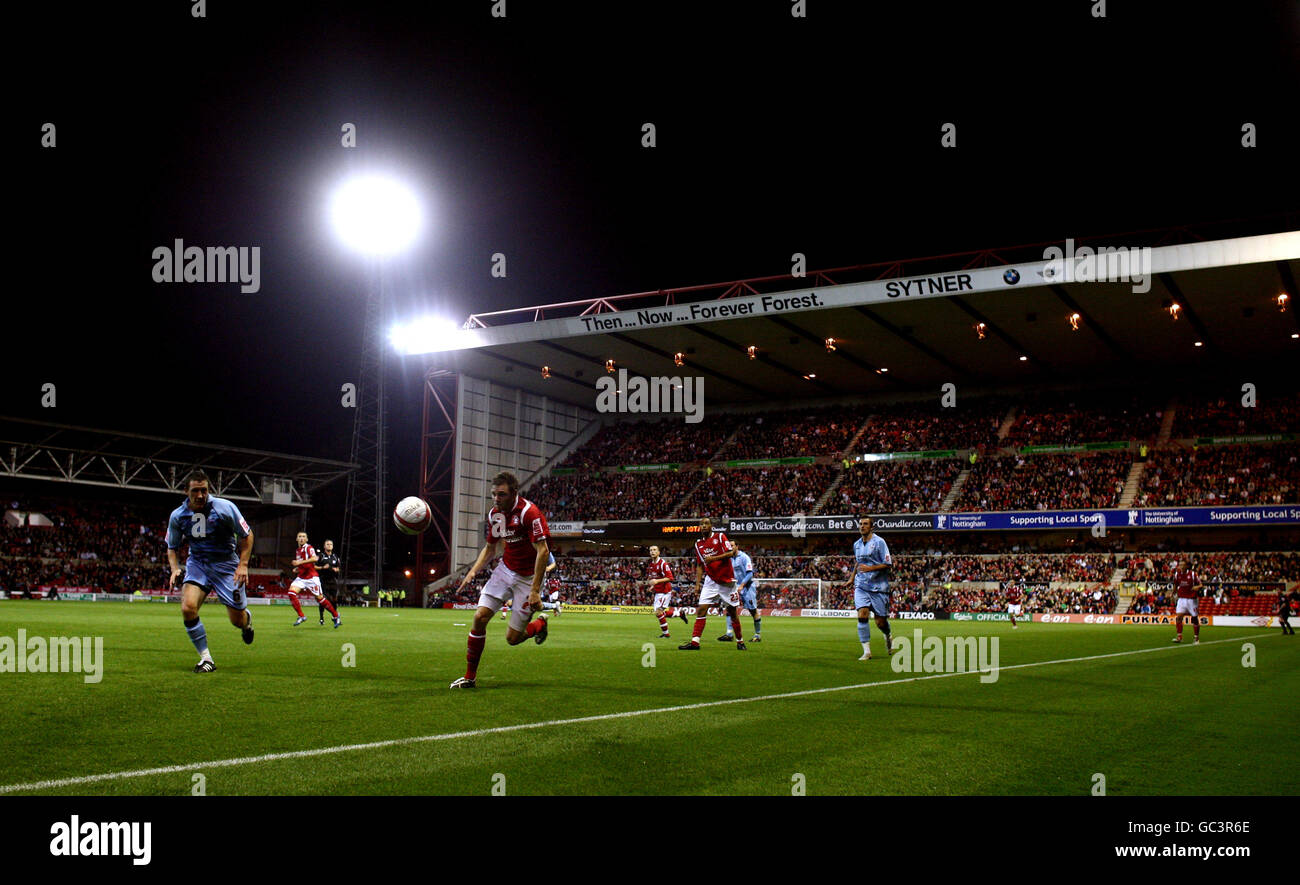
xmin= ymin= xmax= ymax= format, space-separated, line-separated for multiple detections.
xmin=13 ymin=1 xmax=1299 ymax=543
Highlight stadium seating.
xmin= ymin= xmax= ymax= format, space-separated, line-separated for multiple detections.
xmin=676 ymin=465 xmax=840 ymax=519
xmin=1135 ymin=443 xmax=1300 ymax=507
xmin=1001 ymin=389 xmax=1165 ymax=446
xmin=530 ymin=392 xmax=1300 ymax=520
xmin=952 ymin=452 xmax=1130 ymax=512
xmin=1169 ymin=390 xmax=1300 ymax=438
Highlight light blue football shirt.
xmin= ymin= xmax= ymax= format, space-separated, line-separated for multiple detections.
xmin=853 ymin=534 xmax=891 ymax=591
xmin=733 ymin=550 xmax=754 ymax=590
xmin=166 ymin=496 xmax=251 ymax=563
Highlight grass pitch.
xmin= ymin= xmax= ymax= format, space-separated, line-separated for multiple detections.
xmin=0 ymin=602 xmax=1295 ymax=796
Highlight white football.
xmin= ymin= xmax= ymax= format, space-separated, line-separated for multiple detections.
xmin=393 ymin=496 xmax=432 ymax=535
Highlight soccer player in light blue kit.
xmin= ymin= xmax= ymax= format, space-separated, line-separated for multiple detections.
xmin=540 ymin=552 xmax=562 ymax=614
xmin=718 ymin=547 xmax=761 ymax=642
xmin=166 ymin=469 xmax=255 ymax=672
xmin=849 ymin=516 xmax=894 ymax=660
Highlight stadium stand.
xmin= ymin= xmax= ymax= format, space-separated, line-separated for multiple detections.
xmin=852 ymin=399 xmax=1009 ymax=452
xmin=1135 ymin=443 xmax=1300 ymax=507
xmin=1001 ymin=389 xmax=1166 ymax=446
xmin=557 ymin=421 xmax=731 ymax=468
xmin=835 ymin=459 xmax=963 ymax=514
xmin=1169 ymin=390 xmax=1300 ymax=438
xmin=529 ymin=470 xmax=704 ymax=522
xmin=723 ymin=405 xmax=870 ymax=459
xmin=526 ymin=391 xmax=1300 ymax=520
xmin=951 ymin=452 xmax=1131 ymax=512
xmin=676 ymin=464 xmax=840 ymax=519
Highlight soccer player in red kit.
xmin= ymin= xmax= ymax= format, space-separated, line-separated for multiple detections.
xmin=288 ymin=531 xmax=341 ymax=628
xmin=648 ymin=545 xmax=688 ymax=638
xmin=1005 ymin=581 xmax=1023 ymax=629
xmin=450 ymin=472 xmax=553 ymax=688
xmin=1169 ymin=560 xmax=1203 ymax=645
xmin=679 ymin=517 xmax=745 ymax=651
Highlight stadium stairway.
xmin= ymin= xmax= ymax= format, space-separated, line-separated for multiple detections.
xmin=667 ymin=425 xmax=744 ymax=518
xmin=940 ymin=468 xmax=972 ymax=510
xmin=524 ymin=415 xmax=602 ymax=486
xmin=1118 ymin=461 xmax=1146 ymax=508
xmin=1156 ymin=401 xmax=1177 ymax=445
xmin=668 ymin=474 xmax=708 ymax=519
xmin=996 ymin=405 xmax=1018 ymax=440
xmin=813 ymin=471 xmax=848 ymax=514
xmin=811 ymin=421 xmax=875 ymax=514
xmin=842 ymin=413 xmax=876 ymax=456
xmin=1110 ymin=569 xmax=1134 ymax=613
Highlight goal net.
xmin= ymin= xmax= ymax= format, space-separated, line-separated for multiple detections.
xmin=752 ymin=577 xmax=826 ymax=611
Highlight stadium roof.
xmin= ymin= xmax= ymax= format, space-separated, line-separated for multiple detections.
xmin=0 ymin=417 xmax=356 ymax=507
xmin=417 ymin=226 xmax=1300 ymax=408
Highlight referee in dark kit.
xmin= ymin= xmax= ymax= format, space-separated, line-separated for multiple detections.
xmin=317 ymin=539 xmax=342 ymax=624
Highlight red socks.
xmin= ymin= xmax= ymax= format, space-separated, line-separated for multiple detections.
xmin=320 ymin=597 xmax=338 ymax=618
xmin=525 ymin=618 xmax=545 ymax=638
xmin=289 ymin=593 xmax=304 ymax=617
xmin=730 ymin=612 xmax=743 ymax=639
xmin=466 ymin=632 xmax=486 ymax=679
xmin=691 ymin=615 xmax=706 ymax=642
xmin=656 ymin=613 xmax=669 ymax=631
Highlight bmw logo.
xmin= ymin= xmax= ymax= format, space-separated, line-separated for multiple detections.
xmin=1003 ymin=269 xmax=1020 ymax=285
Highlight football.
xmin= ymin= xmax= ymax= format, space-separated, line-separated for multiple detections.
xmin=393 ymin=496 xmax=432 ymax=534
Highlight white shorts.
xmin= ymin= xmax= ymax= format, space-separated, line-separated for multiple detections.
xmin=1175 ymin=597 xmax=1198 ymax=616
xmin=698 ymin=577 xmax=739 ymax=609
xmin=1007 ymin=603 xmax=1022 ymax=615
xmin=479 ymin=561 xmax=536 ymax=633
xmin=653 ymin=593 xmax=674 ymax=610
xmin=290 ymin=576 xmax=323 ymax=598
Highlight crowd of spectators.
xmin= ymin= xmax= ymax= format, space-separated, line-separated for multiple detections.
xmin=677 ymin=465 xmax=840 ymax=519
xmin=1003 ymin=390 xmax=1165 ymax=445
xmin=1170 ymin=390 xmax=1300 ymax=438
xmin=925 ymin=584 xmax=1117 ymax=614
xmin=722 ymin=405 xmax=869 ymax=460
xmin=1118 ymin=550 xmax=1298 ymax=584
xmin=537 ymin=396 xmax=1297 ymax=520
xmin=835 ymin=459 xmax=962 ymax=513
xmin=953 ymin=452 xmax=1130 ymax=512
xmin=1136 ymin=443 xmax=1300 ymax=507
xmin=441 ymin=551 xmax=1133 ymax=612
xmin=1 ymin=499 xmax=170 ymax=594
xmin=558 ymin=421 xmax=731 ymax=469
xmin=527 ymin=470 xmax=704 ymax=521
xmin=853 ymin=399 xmax=1008 ymax=453
xmin=0 ymin=497 xmax=344 ymax=600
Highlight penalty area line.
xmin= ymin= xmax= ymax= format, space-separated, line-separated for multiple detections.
xmin=0 ymin=631 xmax=1275 ymax=794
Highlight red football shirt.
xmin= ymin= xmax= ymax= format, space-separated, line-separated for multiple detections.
xmin=1006 ymin=584 xmax=1023 ymax=604
xmin=486 ymin=495 xmax=549 ymax=576
xmin=647 ymin=557 xmax=674 ymax=590
xmin=295 ymin=544 xmax=318 ymax=580
xmin=1172 ymin=569 xmax=1198 ymax=599
xmin=694 ymin=531 xmax=736 ymax=583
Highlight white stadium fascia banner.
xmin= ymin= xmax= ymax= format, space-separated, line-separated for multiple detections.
xmin=413 ymin=231 xmax=1300 ymax=353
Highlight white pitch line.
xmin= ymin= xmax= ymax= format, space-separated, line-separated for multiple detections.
xmin=0 ymin=631 xmax=1276 ymax=794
